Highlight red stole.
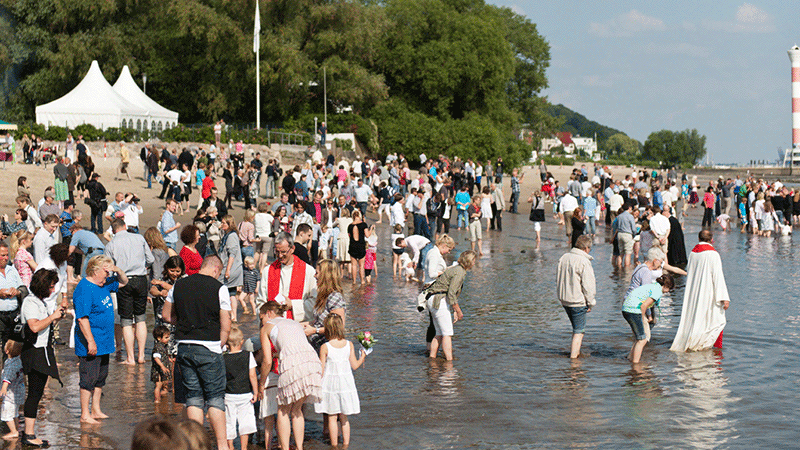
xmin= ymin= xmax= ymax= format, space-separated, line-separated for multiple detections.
xmin=314 ymin=203 xmax=322 ymax=223
xmin=691 ymin=242 xmax=715 ymax=253
xmin=267 ymin=255 xmax=307 ymax=320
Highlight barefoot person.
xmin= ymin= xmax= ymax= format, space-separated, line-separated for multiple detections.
xmin=162 ymin=256 xmax=232 ymax=450
xmin=74 ymin=255 xmax=128 ymax=424
xmin=556 ymin=235 xmax=596 ymax=359
xmin=423 ymin=250 xmax=476 ymax=361
xmin=670 ymin=230 xmax=731 ymax=352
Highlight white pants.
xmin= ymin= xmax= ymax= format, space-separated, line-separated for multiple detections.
xmin=225 ymin=393 xmax=257 ymax=439
xmin=1 ymin=398 xmax=18 ymax=422
xmin=377 ymin=204 xmax=390 ymax=221
xmin=426 ymin=297 xmax=454 ymax=336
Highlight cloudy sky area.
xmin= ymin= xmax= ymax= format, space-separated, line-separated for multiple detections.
xmin=490 ymin=1 xmax=800 ymax=164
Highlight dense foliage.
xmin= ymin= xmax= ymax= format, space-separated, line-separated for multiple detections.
xmin=642 ymin=129 xmax=707 ymax=168
xmin=547 ymin=103 xmax=627 ymax=147
xmin=0 ymin=0 xmax=553 ymax=166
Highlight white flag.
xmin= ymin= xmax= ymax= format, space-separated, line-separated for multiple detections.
xmin=253 ymin=0 xmax=261 ymax=53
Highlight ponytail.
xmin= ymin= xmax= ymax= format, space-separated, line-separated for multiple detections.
xmin=655 ymin=273 xmax=674 ymax=290
xmin=259 ymin=300 xmax=290 ymax=316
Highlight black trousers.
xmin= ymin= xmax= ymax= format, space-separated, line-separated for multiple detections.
xmin=24 ymin=370 xmax=48 ymax=419
xmin=490 ymin=203 xmax=502 ymax=231
xmin=702 ymin=207 xmax=714 ymax=227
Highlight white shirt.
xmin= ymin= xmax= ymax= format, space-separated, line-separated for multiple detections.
xmin=391 ymin=202 xmax=405 ymax=227
xmin=354 ymin=185 xmax=371 ymax=203
xmin=405 ymin=235 xmax=430 ymax=264
xmin=560 ymin=194 xmax=579 ymax=213
xmin=166 ymin=285 xmax=231 ymax=354
xmin=120 ymin=202 xmax=143 ymax=228
xmin=24 ymin=205 xmax=41 ymax=233
xmin=254 ymin=213 xmax=274 ymax=238
xmin=650 ymin=213 xmax=671 ymax=236
xmin=33 ymin=227 xmax=58 ymax=264
xmin=166 ymin=169 xmax=184 ymax=184
xmin=35 ymin=258 xmax=67 ymax=308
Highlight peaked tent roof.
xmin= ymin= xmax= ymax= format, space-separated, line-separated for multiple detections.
xmin=35 ymin=60 xmax=148 ymax=130
xmin=113 ymin=65 xmax=178 ymax=125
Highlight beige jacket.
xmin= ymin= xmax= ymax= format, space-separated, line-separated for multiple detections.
xmin=492 ymin=187 xmax=506 ymax=210
xmin=556 ymin=248 xmax=596 ymax=308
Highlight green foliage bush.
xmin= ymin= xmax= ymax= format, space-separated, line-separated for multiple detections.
xmin=43 ymin=126 xmax=68 ymax=141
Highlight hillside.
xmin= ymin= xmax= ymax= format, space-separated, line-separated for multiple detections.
xmin=547 ymin=103 xmax=627 ymax=143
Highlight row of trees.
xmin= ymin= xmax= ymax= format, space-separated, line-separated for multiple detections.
xmin=602 ymin=129 xmax=707 ymax=168
xmin=0 ymin=0 xmax=559 ymax=166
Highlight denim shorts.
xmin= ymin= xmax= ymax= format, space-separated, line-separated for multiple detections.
xmin=177 ymin=344 xmax=227 ymax=411
xmin=241 ymin=245 xmax=255 ymax=259
xmin=623 ymin=311 xmax=647 ymax=340
xmin=563 ymin=305 xmax=588 ymax=334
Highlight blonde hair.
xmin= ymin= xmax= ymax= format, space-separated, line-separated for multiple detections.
xmin=315 ymin=259 xmax=343 ymax=312
xmin=458 ymin=250 xmax=477 ymax=270
xmin=323 ymin=313 xmax=345 ymax=341
xmin=86 ymin=254 xmax=113 ymax=276
xmin=8 ymin=229 xmax=32 ymax=261
xmin=227 ymin=326 xmax=244 ymax=347
xmin=220 ymin=215 xmax=236 ymax=230
xmin=340 ymin=208 xmax=351 ymax=218
xmin=435 ymin=234 xmax=455 ymax=250
xmin=243 ymin=209 xmax=255 ymax=222
xmin=144 ymin=227 xmax=169 ymax=252
xmin=243 ymin=256 xmax=255 ymax=268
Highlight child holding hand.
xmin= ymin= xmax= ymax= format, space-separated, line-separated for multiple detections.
xmin=315 ymin=314 xmax=366 ymax=449
xmin=151 ymin=325 xmax=172 ymax=403
xmin=224 ymin=326 xmax=258 ymax=450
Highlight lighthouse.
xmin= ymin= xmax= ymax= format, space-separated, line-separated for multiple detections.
xmin=789 ymin=45 xmax=800 ymax=149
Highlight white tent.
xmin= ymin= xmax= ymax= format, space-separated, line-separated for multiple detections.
xmin=113 ymin=65 xmax=179 ymax=132
xmin=35 ymin=60 xmax=148 ymax=130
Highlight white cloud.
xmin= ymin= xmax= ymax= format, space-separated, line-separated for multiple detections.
xmin=703 ymin=3 xmax=775 ymax=33
xmin=589 ymin=9 xmax=666 ymax=38
xmin=510 ymin=4 xmax=525 ymax=16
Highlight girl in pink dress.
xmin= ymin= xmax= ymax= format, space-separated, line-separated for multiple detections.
xmin=10 ymin=230 xmax=35 ymax=286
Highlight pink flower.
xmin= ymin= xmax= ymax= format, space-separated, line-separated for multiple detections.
xmin=364 ymin=332 xmax=372 ymax=338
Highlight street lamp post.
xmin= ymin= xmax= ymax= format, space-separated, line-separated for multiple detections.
xmin=323 ymin=66 xmax=327 ymax=126
xmin=143 ymin=73 xmax=147 ymax=95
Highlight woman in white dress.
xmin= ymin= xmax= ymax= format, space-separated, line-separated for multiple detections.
xmin=335 ymin=208 xmax=353 ymax=276
xmin=480 ymin=186 xmax=493 ymax=231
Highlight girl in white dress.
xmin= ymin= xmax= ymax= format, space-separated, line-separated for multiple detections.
xmin=480 ymin=186 xmax=493 ymax=231
xmin=314 ymin=313 xmax=366 ymax=449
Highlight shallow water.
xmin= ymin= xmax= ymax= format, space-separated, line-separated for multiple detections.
xmin=7 ymin=207 xmax=798 ymax=449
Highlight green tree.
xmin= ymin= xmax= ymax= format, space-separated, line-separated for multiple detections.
xmin=643 ymin=129 xmax=706 ymax=167
xmin=603 ymin=133 xmax=641 ymax=158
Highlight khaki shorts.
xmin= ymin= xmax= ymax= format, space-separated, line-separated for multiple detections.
xmin=469 ymin=220 xmax=482 ymax=242
xmin=564 ymin=211 xmax=574 ymax=236
xmin=618 ymin=232 xmax=634 ymax=255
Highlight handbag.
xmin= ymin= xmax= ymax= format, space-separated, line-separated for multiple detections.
xmin=529 ymin=197 xmax=545 ymax=222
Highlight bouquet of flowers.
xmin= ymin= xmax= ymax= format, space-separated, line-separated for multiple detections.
xmin=356 ymin=331 xmax=375 ymax=355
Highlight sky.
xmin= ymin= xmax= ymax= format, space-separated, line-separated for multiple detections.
xmin=489 ymin=1 xmax=800 ymax=164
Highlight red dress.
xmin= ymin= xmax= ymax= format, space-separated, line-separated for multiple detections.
xmin=180 ymin=246 xmax=203 ymax=275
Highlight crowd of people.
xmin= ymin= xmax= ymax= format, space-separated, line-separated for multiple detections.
xmin=0 ymin=136 xmax=779 ymax=449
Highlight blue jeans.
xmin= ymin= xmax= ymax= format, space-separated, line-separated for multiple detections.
xmin=147 ymin=170 xmax=154 ymax=189
xmin=563 ymin=305 xmax=588 ymax=334
xmin=586 ymin=215 xmax=596 ymax=235
xmin=414 ymin=214 xmax=431 ymax=239
xmin=241 ymin=245 xmax=255 ymax=259
xmin=357 ymin=201 xmax=368 ymax=217
xmin=457 ymin=209 xmax=468 ymax=228
xmin=419 ymin=242 xmax=434 ymax=268
xmin=623 ymin=311 xmax=647 ymax=341
xmin=177 ymin=344 xmax=226 ymax=411
xmin=510 ymin=191 xmax=520 ymax=213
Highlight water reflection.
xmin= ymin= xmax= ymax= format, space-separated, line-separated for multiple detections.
xmin=671 ymin=350 xmax=735 ymax=449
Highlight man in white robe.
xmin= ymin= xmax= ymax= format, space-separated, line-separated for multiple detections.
xmin=256 ymin=232 xmax=316 ymax=321
xmin=670 ymin=230 xmax=730 ymax=352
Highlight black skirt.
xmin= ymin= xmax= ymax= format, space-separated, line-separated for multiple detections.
xmin=21 ymin=345 xmax=61 ymax=386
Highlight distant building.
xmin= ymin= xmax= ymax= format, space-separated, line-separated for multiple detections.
xmin=539 ymin=132 xmax=597 ymax=158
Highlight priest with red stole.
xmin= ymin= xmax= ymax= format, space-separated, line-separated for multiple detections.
xmin=670 ymin=229 xmax=730 ymax=352
xmin=256 ymin=231 xmax=316 ymax=321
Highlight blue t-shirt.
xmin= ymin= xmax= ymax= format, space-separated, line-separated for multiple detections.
xmin=455 ymin=191 xmax=471 ymax=210
xmin=582 ymin=196 xmax=598 ymax=217
xmin=60 ymin=211 xmax=74 ymax=238
xmin=73 ymin=276 xmax=119 ymax=357
xmin=622 ymin=282 xmax=662 ymax=314
xmin=70 ymin=229 xmax=105 ymax=255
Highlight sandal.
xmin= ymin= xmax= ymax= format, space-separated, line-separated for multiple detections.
xmin=21 ymin=434 xmax=49 ymax=448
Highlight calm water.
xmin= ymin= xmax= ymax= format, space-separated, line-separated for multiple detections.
xmin=8 ymin=208 xmax=798 ymax=449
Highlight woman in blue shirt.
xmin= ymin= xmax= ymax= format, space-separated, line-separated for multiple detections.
xmin=622 ymin=274 xmax=674 ymax=363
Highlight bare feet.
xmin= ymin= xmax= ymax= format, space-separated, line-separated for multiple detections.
xmin=137 ymin=358 xmax=146 ymax=364
xmin=2 ymin=431 xmax=18 ymax=440
xmin=92 ymin=410 xmax=109 ymax=420
xmin=81 ymin=416 xmax=100 ymax=424
xmin=121 ymin=359 xmax=136 ymax=365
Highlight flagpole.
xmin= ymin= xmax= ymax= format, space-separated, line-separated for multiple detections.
xmin=254 ymin=0 xmax=261 ymax=130
xmin=256 ymin=48 xmax=260 ymax=130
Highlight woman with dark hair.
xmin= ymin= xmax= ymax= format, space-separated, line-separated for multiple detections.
xmin=702 ymin=186 xmax=716 ymax=228
xmin=570 ymin=207 xmax=586 ymax=248
xmin=17 ymin=177 xmax=30 ymax=199
xmin=1 ymin=209 xmax=28 ymax=236
xmin=179 ymin=225 xmax=202 ymax=275
xmin=35 ymin=243 xmax=71 ymax=345
xmin=150 ymin=256 xmax=185 ymax=366
xmin=20 ymin=269 xmax=66 ymax=448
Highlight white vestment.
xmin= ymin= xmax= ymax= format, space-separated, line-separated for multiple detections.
xmin=670 ymin=244 xmax=730 ymax=352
